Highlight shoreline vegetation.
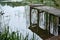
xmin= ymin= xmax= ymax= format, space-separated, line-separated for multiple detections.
xmin=0 ymin=26 xmax=37 ymax=40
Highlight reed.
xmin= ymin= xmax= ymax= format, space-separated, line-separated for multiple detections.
xmin=0 ymin=26 xmax=36 ymax=40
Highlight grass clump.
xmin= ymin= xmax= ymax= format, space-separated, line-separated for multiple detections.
xmin=0 ymin=26 xmax=37 ymax=40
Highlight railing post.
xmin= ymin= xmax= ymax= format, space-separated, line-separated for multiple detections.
xmin=37 ymin=10 xmax=40 ymax=27
xmin=30 ymin=7 xmax=32 ymax=26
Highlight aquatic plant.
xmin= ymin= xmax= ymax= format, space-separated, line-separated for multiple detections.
xmin=0 ymin=26 xmax=37 ymax=40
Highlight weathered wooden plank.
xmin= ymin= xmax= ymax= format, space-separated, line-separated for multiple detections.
xmin=29 ymin=25 xmax=54 ymax=39
xmin=45 ymin=35 xmax=60 ymax=40
xmin=33 ymin=6 xmax=60 ymax=17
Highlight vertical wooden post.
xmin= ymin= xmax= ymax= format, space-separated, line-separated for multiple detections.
xmin=37 ymin=10 xmax=40 ymax=27
xmin=36 ymin=9 xmax=40 ymax=33
xmin=30 ymin=7 xmax=32 ymax=26
xmin=45 ymin=12 xmax=51 ymax=37
xmin=58 ymin=17 xmax=60 ymax=35
xmin=45 ymin=12 xmax=49 ymax=31
xmin=49 ymin=14 xmax=51 ymax=36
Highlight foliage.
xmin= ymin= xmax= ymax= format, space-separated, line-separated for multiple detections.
xmin=0 ymin=26 xmax=37 ymax=40
xmin=0 ymin=0 xmax=60 ymax=8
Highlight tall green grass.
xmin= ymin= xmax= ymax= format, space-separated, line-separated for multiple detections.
xmin=0 ymin=26 xmax=37 ymax=40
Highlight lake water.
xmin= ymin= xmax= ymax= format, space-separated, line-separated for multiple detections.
xmin=0 ymin=4 xmax=42 ymax=40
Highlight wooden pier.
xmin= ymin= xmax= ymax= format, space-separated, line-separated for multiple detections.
xmin=29 ymin=4 xmax=60 ymax=40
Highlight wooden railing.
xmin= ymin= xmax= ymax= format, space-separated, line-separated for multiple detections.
xmin=29 ymin=4 xmax=59 ymax=39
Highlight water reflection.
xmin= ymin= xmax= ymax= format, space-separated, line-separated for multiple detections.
xmin=0 ymin=5 xmax=42 ymax=40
